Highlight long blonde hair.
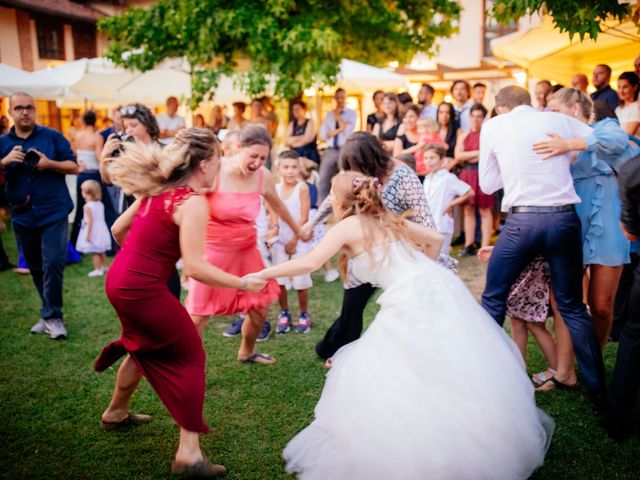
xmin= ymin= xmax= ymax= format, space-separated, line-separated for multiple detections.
xmin=106 ymin=127 xmax=219 ymax=197
xmin=332 ymin=172 xmax=412 ymax=277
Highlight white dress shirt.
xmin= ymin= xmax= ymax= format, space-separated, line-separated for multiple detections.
xmin=455 ymin=101 xmax=473 ymax=132
xmin=420 ymin=103 xmax=438 ymax=120
xmin=479 ymin=105 xmax=593 ymax=212
xmin=423 ymin=168 xmax=471 ymax=234
xmin=319 ymin=108 xmax=357 ymax=148
xmin=156 ymin=113 xmax=186 ymax=145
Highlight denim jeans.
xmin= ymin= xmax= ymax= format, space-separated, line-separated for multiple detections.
xmin=13 ymin=217 xmax=68 ymax=320
xmin=481 ymin=210 xmax=606 ymax=391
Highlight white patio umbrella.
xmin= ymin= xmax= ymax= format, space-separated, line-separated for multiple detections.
xmin=336 ymin=59 xmax=409 ymax=94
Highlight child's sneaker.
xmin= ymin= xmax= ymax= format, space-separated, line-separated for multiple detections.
xmin=296 ymin=312 xmax=312 ymax=334
xmin=223 ymin=315 xmax=244 ymax=337
xmin=257 ymin=319 xmax=271 ymax=342
xmin=276 ymin=310 xmax=292 ymax=333
xmin=324 ymin=269 xmax=340 ymax=283
xmin=88 ymin=269 xmax=104 ymax=277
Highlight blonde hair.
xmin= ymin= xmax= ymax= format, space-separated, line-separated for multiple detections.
xmin=81 ymin=179 xmax=101 ymax=201
xmin=549 ymin=87 xmax=594 ymax=122
xmin=332 ymin=172 xmax=412 ymax=277
xmin=106 ymin=127 xmax=219 ymax=197
xmin=417 ymin=117 xmax=438 ymax=133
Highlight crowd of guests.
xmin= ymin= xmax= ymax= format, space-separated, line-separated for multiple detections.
xmin=1 ymin=56 xmax=640 ymax=477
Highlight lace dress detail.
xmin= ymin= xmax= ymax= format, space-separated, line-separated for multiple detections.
xmin=164 ymin=185 xmax=197 ymax=215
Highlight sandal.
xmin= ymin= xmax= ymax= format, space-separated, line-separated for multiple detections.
xmin=101 ymin=412 xmax=151 ymax=431
xmin=171 ymin=457 xmax=227 ymax=478
xmin=535 ymin=376 xmax=579 ymax=392
xmin=238 ymin=352 xmax=276 ymax=365
xmin=531 ymin=368 xmax=557 ymax=388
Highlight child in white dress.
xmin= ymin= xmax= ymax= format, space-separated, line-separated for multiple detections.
xmin=273 ymin=151 xmax=313 ymax=334
xmin=76 ymin=180 xmax=111 ymax=277
xmin=422 ymin=144 xmax=474 ymax=254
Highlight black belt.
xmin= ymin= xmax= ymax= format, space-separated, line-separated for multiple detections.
xmin=462 ymin=163 xmax=479 ymax=170
xmin=509 ymin=205 xmax=575 ymax=214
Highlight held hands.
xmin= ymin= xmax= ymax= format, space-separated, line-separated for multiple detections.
xmin=298 ymin=221 xmax=314 ymax=242
xmin=241 ymin=274 xmax=268 ymax=292
xmin=532 ymin=133 xmax=570 ymax=160
xmin=284 ymin=239 xmax=297 ymax=256
xmin=476 ymin=246 xmax=495 ymax=263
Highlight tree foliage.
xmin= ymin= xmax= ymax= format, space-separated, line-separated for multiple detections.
xmin=98 ymin=0 xmax=460 ymax=106
xmin=491 ymin=0 xmax=635 ymax=41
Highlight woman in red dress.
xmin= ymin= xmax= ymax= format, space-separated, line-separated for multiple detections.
xmin=95 ymin=128 xmax=265 ymax=478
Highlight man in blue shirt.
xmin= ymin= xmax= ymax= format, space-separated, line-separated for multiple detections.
xmin=591 ymin=64 xmax=620 ymax=112
xmin=0 ymin=92 xmax=78 ymax=339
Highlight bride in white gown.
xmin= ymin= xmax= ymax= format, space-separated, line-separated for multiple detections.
xmin=253 ymin=172 xmax=553 ymax=480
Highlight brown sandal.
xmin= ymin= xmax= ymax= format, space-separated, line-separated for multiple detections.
xmin=171 ymin=457 xmax=227 ymax=478
xmin=100 ymin=412 xmax=151 ymax=431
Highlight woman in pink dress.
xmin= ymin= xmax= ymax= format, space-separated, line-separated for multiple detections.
xmin=96 ymin=128 xmax=266 ymax=478
xmin=187 ymin=126 xmax=303 ymax=365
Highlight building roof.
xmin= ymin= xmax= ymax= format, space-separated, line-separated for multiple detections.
xmin=2 ymin=0 xmax=104 ymax=22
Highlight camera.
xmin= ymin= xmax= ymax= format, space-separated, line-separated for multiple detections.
xmin=22 ymin=147 xmax=40 ymax=168
xmin=110 ymin=132 xmax=135 ymax=158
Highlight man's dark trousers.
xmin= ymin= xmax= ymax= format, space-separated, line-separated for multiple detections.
xmin=481 ymin=210 xmax=606 ymax=391
xmin=12 ymin=217 xmax=67 ymax=320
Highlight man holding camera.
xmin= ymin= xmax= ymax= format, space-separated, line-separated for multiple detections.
xmin=0 ymin=92 xmax=78 ymax=339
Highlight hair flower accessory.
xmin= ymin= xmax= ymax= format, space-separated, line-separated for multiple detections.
xmin=372 ymin=177 xmax=381 ymax=189
xmin=352 ymin=176 xmax=363 ymax=190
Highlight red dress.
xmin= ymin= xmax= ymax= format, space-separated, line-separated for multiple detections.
xmin=459 ymin=130 xmax=495 ymax=209
xmin=95 ymin=186 xmax=209 ymax=434
xmin=186 ymin=170 xmax=279 ymax=315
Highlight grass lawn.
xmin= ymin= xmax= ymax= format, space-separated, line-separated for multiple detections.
xmin=1 ymin=225 xmax=639 ymax=479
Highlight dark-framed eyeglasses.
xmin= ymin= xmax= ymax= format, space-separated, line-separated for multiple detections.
xmin=13 ymin=105 xmax=35 ymax=113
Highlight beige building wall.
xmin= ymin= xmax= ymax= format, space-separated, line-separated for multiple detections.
xmin=0 ymin=7 xmax=23 ymax=68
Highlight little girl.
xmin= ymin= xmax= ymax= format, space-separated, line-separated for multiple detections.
xmin=76 ymin=180 xmax=111 ymax=277
xmin=414 ymin=117 xmax=446 ymax=177
xmin=273 ymin=151 xmax=313 ymax=334
xmin=477 ymin=247 xmax=573 ymax=390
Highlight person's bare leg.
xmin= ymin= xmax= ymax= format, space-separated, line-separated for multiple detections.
xmin=479 ymin=208 xmax=493 ymax=248
xmin=527 ymin=323 xmax=558 ymax=371
xmin=92 ymin=254 xmax=102 ymax=271
xmin=102 ymin=355 xmax=143 ymax=423
xmin=238 ymin=307 xmax=275 ymax=364
xmin=174 ymin=428 xmax=204 ymax=465
xmin=547 ymin=294 xmax=577 ymax=386
xmin=298 ymin=289 xmax=309 ymax=313
xmin=588 ymin=264 xmax=623 ymax=349
xmin=582 ymin=269 xmax=590 ymax=306
xmin=510 ymin=318 xmax=528 ymax=363
xmin=278 ymin=285 xmax=288 ymax=311
xmin=463 ymin=204 xmax=475 ymax=248
xmin=191 ymin=314 xmax=210 ymax=337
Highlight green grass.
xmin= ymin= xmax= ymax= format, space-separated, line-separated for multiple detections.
xmin=0 ymin=226 xmax=639 ymax=480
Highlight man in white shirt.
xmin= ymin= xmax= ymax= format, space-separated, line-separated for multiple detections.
xmin=479 ymin=86 xmax=606 ymax=405
xmin=318 ymin=88 xmax=356 ymax=202
xmin=418 ymin=83 xmax=437 ymax=120
xmin=451 ymin=80 xmax=473 ymax=132
xmin=156 ymin=96 xmax=186 ymax=146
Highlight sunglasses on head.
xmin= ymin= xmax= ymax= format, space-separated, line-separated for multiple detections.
xmin=120 ymin=106 xmax=139 ymax=116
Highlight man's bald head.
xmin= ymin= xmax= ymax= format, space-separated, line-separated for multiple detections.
xmin=9 ymin=92 xmax=34 ymax=108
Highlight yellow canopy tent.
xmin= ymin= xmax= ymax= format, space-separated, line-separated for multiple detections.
xmin=491 ymin=17 xmax=640 ymax=85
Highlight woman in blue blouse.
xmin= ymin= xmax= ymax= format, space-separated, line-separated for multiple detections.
xmin=534 ymin=89 xmax=635 ymax=360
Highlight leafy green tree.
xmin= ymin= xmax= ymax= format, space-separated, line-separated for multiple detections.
xmin=491 ymin=0 xmax=635 ymax=40
xmin=98 ymin=0 xmax=460 ymax=106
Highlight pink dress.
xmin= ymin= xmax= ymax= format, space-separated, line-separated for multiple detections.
xmin=186 ymin=170 xmax=280 ymax=315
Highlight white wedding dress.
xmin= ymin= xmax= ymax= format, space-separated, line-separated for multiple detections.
xmin=284 ymin=242 xmax=553 ymax=480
